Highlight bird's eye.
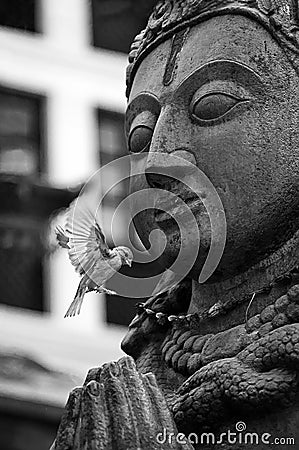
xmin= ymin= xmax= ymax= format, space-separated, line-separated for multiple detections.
xmin=190 ymin=92 xmax=245 ymax=123
xmin=129 ymin=125 xmax=153 ymax=153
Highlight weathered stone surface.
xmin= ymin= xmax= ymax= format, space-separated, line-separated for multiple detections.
xmin=275 ymin=295 xmax=290 ymax=313
xmin=177 ymin=352 xmax=192 ymax=374
xmin=123 ymin=8 xmax=299 ymax=446
xmin=192 ymin=335 xmax=212 ymax=354
xmin=54 ymin=1 xmax=299 ymax=448
xmin=186 ymin=354 xmax=202 ymax=376
xmin=246 ymin=314 xmax=261 ymax=333
xmin=258 ymin=322 xmax=273 ymax=337
xmin=201 ymin=325 xmax=248 ymax=365
xmin=287 ymin=285 xmax=299 ymax=303
xmin=260 ymin=305 xmax=276 ymax=323
xmin=286 ymin=303 xmax=299 ymax=321
xmin=53 ymin=357 xmax=193 ymax=450
xmin=183 ymin=335 xmax=198 ymax=351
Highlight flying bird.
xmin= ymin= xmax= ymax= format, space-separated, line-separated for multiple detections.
xmin=56 ymin=195 xmax=133 ymax=318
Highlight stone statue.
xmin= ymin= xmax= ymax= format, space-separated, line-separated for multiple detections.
xmin=53 ymin=1 xmax=299 ymax=448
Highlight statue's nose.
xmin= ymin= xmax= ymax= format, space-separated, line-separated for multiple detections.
xmin=145 ymin=150 xmax=197 ymax=189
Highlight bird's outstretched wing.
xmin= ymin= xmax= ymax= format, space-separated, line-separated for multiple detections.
xmin=56 ymin=226 xmax=70 ymax=249
xmin=57 ymin=194 xmax=111 ymax=277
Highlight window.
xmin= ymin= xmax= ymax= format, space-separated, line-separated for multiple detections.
xmin=0 ymin=89 xmax=43 ymax=177
xmin=0 ymin=217 xmax=44 ymax=311
xmin=0 ymin=182 xmax=78 ymax=313
xmin=0 ymin=0 xmax=38 ymax=33
xmin=0 ymin=88 xmax=46 ymax=312
xmin=98 ymin=110 xmax=128 ymax=204
xmin=91 ymin=0 xmax=153 ymax=53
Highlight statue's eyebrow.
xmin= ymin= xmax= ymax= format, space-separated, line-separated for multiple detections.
xmin=176 ymin=59 xmax=264 ymax=92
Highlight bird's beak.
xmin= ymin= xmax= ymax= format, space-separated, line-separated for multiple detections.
xmin=125 ymin=258 xmax=132 ymax=267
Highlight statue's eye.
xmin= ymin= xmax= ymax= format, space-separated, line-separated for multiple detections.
xmin=191 ymin=93 xmax=244 ymax=122
xmin=129 ymin=126 xmax=153 ymax=153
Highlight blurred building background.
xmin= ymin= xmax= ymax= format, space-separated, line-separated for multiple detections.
xmin=0 ymin=1 xmax=155 ymax=449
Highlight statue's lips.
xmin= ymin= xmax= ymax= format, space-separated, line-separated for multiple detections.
xmin=154 ymin=194 xmax=204 ymax=224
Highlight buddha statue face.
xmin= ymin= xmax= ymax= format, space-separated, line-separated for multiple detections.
xmin=126 ymin=14 xmax=299 ymax=281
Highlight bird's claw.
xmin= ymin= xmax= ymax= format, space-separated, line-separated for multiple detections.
xmin=96 ymin=287 xmax=117 ymax=296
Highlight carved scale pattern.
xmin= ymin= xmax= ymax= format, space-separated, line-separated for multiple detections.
xmin=126 ymin=283 xmax=299 ymax=433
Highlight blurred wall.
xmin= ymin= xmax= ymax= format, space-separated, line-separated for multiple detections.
xmin=0 ymin=1 xmax=145 ymax=448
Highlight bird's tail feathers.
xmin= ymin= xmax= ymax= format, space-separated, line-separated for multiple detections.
xmin=64 ymin=282 xmax=87 ymax=318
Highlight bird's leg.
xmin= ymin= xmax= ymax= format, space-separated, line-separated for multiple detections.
xmin=86 ymin=279 xmax=98 ymax=293
xmin=96 ymin=286 xmax=117 ymax=296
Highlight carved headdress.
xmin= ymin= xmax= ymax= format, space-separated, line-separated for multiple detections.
xmin=126 ymin=0 xmax=299 ymax=97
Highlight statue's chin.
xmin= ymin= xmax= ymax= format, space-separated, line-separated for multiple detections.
xmin=135 ymin=209 xmax=226 ymax=282
xmin=151 ymin=225 xmax=216 ymax=282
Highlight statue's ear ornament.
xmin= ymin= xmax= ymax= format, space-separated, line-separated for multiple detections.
xmin=126 ymin=0 xmax=299 ymax=98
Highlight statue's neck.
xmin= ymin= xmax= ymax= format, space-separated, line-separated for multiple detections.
xmin=189 ymin=230 xmax=299 ymax=316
